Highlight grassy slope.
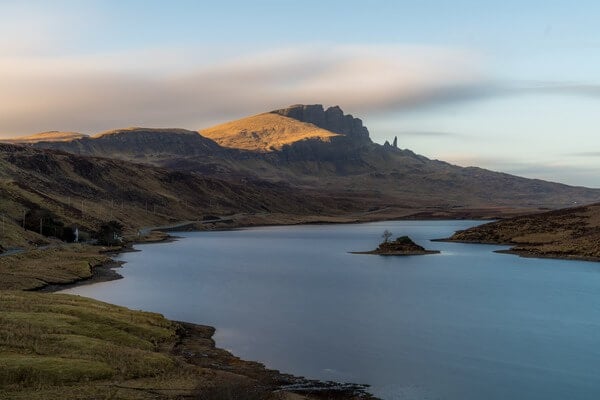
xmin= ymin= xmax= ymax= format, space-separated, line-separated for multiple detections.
xmin=447 ymin=203 xmax=600 ymax=260
xmin=0 ymin=292 xmax=176 ymax=391
xmin=201 ymin=113 xmax=339 ymax=152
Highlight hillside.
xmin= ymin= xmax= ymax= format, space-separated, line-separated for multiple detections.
xmin=0 ymin=143 xmax=363 ymax=250
xmin=201 ymin=112 xmax=339 ymax=151
xmin=21 ymin=104 xmax=600 ymax=211
xmin=446 ymin=202 xmax=600 ymax=261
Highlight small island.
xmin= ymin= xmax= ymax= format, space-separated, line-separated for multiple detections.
xmin=353 ymin=231 xmax=440 ymax=256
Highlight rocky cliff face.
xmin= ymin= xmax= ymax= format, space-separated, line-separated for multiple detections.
xmin=271 ymin=104 xmax=371 ymax=144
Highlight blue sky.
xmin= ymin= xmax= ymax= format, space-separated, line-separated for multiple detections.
xmin=1 ymin=0 xmax=600 ymax=187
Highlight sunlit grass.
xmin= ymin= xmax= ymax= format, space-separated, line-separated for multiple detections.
xmin=0 ymin=291 xmax=178 ymax=391
xmin=201 ymin=112 xmax=339 ymax=152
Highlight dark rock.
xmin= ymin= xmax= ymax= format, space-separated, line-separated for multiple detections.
xmin=272 ymin=104 xmax=371 ymax=143
xmin=353 ymin=235 xmax=440 ymax=256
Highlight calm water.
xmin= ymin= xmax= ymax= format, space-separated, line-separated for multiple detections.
xmin=62 ymin=221 xmax=600 ymax=400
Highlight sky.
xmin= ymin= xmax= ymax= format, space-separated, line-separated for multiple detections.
xmin=1 ymin=0 xmax=600 ymax=187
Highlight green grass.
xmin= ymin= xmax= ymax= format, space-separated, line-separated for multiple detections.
xmin=0 ymin=291 xmax=285 ymax=400
xmin=0 ymin=291 xmax=177 ymax=391
xmin=0 ymin=245 xmax=109 ymax=290
xmin=0 ymin=354 xmax=114 ymax=386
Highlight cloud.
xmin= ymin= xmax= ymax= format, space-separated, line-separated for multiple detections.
xmin=8 ymin=39 xmax=600 ymax=139
xmin=491 ymin=81 xmax=600 ymax=100
xmin=0 ymin=44 xmax=489 ymax=136
xmin=568 ymin=152 xmax=600 ymax=157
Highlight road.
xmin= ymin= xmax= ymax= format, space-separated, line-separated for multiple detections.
xmin=138 ymin=216 xmax=235 ymax=236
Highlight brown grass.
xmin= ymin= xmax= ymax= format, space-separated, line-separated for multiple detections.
xmin=201 ymin=113 xmax=339 ymax=152
xmin=448 ymin=203 xmax=600 ymax=260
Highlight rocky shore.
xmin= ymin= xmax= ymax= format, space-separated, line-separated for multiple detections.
xmin=172 ymin=322 xmax=374 ymax=399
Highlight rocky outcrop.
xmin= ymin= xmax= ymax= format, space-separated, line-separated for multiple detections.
xmin=353 ymin=236 xmax=440 ymax=256
xmin=271 ymin=104 xmax=371 ymax=143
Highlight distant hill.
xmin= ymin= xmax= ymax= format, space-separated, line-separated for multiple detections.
xmin=445 ymin=202 xmax=600 ymax=261
xmin=2 ymin=131 xmax=88 ymax=144
xmin=66 ymin=127 xmax=224 ymax=159
xmin=23 ymin=104 xmax=600 ymax=210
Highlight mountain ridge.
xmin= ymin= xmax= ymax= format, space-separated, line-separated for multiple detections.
xmin=14 ymin=104 xmax=600 ymax=210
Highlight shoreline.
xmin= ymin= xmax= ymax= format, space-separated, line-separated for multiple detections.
xmin=14 ymin=215 xmax=598 ymax=398
xmin=30 ymin=217 xmax=483 ymax=398
xmin=36 ymin=259 xmax=125 ymax=293
xmin=435 ymin=238 xmax=600 ymax=263
xmin=35 ymin=233 xmax=181 ymax=293
xmin=46 ymin=215 xmax=484 ymax=294
xmin=47 ymin=215 xmax=600 ymax=300
xmin=26 ymin=215 xmax=599 ymax=399
xmin=494 ymin=248 xmax=600 ymax=263
xmin=172 ymin=321 xmax=373 ymax=399
xmin=37 ymin=228 xmax=377 ymax=399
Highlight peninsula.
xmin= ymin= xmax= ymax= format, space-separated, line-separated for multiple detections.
xmin=442 ymin=202 xmax=600 ymax=262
